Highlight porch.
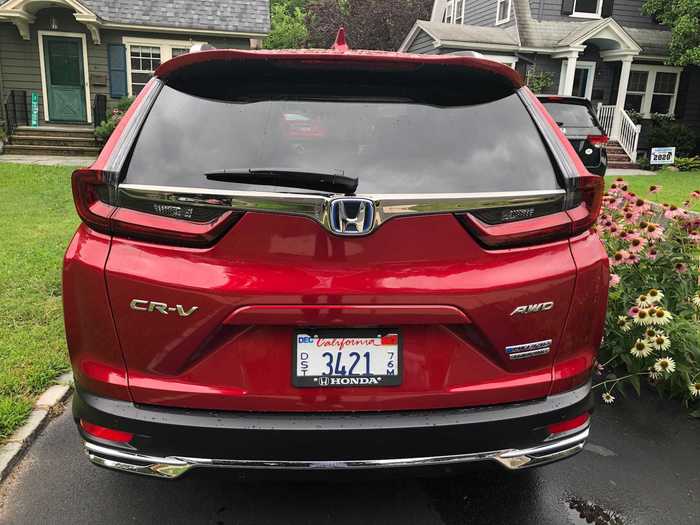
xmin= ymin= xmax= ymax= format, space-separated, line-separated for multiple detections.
xmin=551 ymin=19 xmax=683 ymax=166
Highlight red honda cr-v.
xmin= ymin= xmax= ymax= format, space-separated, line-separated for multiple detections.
xmin=64 ymin=45 xmax=608 ymax=479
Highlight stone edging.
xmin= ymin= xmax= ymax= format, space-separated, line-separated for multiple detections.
xmin=0 ymin=372 xmax=73 ymax=483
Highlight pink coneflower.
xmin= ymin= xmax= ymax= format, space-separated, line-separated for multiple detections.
xmin=646 ymin=248 xmax=658 ymax=261
xmin=628 ymin=306 xmax=640 ymax=318
xmin=609 ymin=274 xmax=620 ymax=288
xmin=644 ymin=223 xmax=664 ymax=240
xmin=675 ymin=262 xmax=688 ymax=273
xmin=691 ymin=190 xmax=700 ymax=200
xmin=627 ymin=253 xmax=641 ymax=265
xmin=689 ymin=232 xmax=700 ymax=243
xmin=610 ymin=250 xmax=629 ymax=266
xmin=665 ymin=204 xmax=686 ymax=220
xmin=628 ymin=236 xmax=647 ymax=253
xmin=632 ymin=198 xmax=650 ymax=214
xmin=648 ymin=185 xmax=662 ymax=194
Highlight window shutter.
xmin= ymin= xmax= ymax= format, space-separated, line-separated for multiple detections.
xmin=108 ymin=44 xmax=127 ymax=99
xmin=601 ymin=0 xmax=614 ymax=18
xmin=561 ymin=0 xmax=575 ymax=15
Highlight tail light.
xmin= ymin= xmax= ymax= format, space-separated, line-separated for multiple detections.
xmin=80 ymin=420 xmax=134 ymax=443
xmin=72 ymin=168 xmax=242 ymax=247
xmin=586 ymin=134 xmax=608 ymax=147
xmin=458 ymin=175 xmax=603 ymax=249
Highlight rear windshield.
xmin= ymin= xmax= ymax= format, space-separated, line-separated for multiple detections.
xmin=541 ymin=101 xmax=599 ymax=130
xmin=124 ymin=85 xmax=560 ymax=194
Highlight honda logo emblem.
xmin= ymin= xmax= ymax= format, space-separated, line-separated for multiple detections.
xmin=329 ymin=198 xmax=374 ymax=235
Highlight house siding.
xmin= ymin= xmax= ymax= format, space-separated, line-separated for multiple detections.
xmin=0 ymin=7 xmax=249 ymax=128
xmin=532 ymin=0 xmax=660 ymax=28
xmin=406 ymin=30 xmax=437 ymax=54
xmin=463 ymin=0 xmax=498 ymax=27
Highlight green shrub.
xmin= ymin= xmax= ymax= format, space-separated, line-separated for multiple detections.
xmin=525 ymin=68 xmax=553 ymax=94
xmin=598 ymin=180 xmax=700 ymax=414
xmin=646 ymin=118 xmax=697 ymax=157
xmin=95 ymin=97 xmax=134 ymax=142
xmin=674 ymin=156 xmax=700 ymax=172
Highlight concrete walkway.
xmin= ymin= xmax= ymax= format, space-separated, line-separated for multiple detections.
xmin=606 ymin=168 xmax=657 ymax=177
xmin=0 ymin=154 xmax=96 ymax=167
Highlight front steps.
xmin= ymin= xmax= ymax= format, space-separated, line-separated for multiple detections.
xmin=3 ymin=126 xmax=101 ymax=157
xmin=607 ymin=141 xmax=639 ymax=170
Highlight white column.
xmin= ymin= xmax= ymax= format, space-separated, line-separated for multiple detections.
xmin=611 ymin=56 xmax=633 ymax=140
xmin=562 ymin=55 xmax=578 ymax=96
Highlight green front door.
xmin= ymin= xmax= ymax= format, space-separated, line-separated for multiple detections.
xmin=43 ymin=36 xmax=87 ymax=122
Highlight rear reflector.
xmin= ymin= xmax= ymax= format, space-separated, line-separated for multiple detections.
xmin=547 ymin=413 xmax=590 ymax=435
xmin=80 ymin=420 xmax=133 ymax=443
xmin=72 ymin=168 xmax=242 ymax=247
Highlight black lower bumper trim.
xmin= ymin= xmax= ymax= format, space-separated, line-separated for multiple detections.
xmin=73 ymin=382 xmax=593 ymax=464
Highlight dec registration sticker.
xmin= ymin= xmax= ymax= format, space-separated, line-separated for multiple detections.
xmin=293 ymin=329 xmax=402 ymax=388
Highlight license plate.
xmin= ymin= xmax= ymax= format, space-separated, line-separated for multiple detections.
xmin=293 ymin=329 xmax=401 ymax=388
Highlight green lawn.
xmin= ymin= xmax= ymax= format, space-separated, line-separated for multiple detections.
xmin=605 ymin=170 xmax=700 ymax=211
xmin=0 ymin=163 xmax=77 ymax=440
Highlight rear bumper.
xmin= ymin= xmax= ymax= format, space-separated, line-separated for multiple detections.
xmin=74 ymin=381 xmax=593 ymax=479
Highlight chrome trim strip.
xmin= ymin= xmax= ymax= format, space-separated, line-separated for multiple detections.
xmin=84 ymin=427 xmax=589 ymax=479
xmin=117 ymin=183 xmax=567 ymax=235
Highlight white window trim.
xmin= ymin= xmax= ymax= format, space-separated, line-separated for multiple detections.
xmin=626 ymin=64 xmax=682 ymax=116
xmin=445 ymin=0 xmax=453 ymax=23
xmin=496 ymin=0 xmax=512 ymax=25
xmin=570 ymin=0 xmax=602 ymax=19
xmin=37 ymin=30 xmax=93 ymax=124
xmin=455 ymin=0 xmax=465 ymax=24
xmin=122 ymin=36 xmax=206 ymax=97
xmin=558 ymin=60 xmax=597 ymax=99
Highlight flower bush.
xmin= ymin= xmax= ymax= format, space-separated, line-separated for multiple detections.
xmin=596 ymin=179 xmax=700 ymax=415
xmin=94 ymin=97 xmax=133 ymax=142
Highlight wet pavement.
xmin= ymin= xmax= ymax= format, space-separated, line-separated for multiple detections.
xmin=0 ymin=392 xmax=697 ymax=525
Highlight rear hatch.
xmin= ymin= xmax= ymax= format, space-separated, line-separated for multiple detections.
xmin=97 ymin=53 xmax=594 ymax=412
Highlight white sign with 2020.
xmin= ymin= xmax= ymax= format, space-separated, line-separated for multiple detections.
xmin=650 ymin=147 xmax=676 ymax=165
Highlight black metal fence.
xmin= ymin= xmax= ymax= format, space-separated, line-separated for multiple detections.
xmin=3 ymin=90 xmax=28 ymax=135
xmin=93 ymin=94 xmax=107 ymax=127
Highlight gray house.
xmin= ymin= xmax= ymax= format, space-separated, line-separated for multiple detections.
xmin=0 ymin=0 xmax=269 ymax=154
xmin=400 ymin=0 xmax=700 ymax=166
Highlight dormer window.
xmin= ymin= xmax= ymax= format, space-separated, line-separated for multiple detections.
xmin=444 ymin=0 xmax=464 ymax=24
xmin=571 ymin=0 xmax=602 ymax=19
xmin=455 ymin=0 xmax=464 ymax=24
xmin=496 ymin=0 xmax=511 ymax=25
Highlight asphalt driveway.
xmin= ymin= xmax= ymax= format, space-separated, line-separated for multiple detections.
xmin=0 ymin=392 xmax=697 ymax=525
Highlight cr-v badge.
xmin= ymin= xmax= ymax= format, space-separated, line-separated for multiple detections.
xmin=510 ymin=301 xmax=554 ymax=316
xmin=129 ymin=299 xmax=198 ymax=317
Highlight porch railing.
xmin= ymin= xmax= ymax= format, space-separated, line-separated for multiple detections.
xmin=2 ymin=90 xmax=28 ymax=136
xmin=597 ymin=104 xmax=641 ymax=164
xmin=618 ymin=110 xmax=641 ymax=164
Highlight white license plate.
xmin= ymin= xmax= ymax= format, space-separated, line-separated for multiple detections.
xmin=293 ymin=329 xmax=401 ymax=388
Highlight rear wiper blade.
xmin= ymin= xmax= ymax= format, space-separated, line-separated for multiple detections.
xmin=205 ymin=168 xmax=357 ymax=194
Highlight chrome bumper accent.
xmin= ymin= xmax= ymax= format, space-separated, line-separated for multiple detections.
xmin=84 ymin=427 xmax=589 ymax=479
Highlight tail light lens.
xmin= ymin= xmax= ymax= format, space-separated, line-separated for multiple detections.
xmin=72 ymin=168 xmax=242 ymax=247
xmin=586 ymin=134 xmax=608 ymax=147
xmin=458 ymin=175 xmax=603 ymax=249
xmin=80 ymin=420 xmax=134 ymax=443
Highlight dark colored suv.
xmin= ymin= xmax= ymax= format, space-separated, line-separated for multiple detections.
xmin=64 ymin=46 xmax=608 ymax=479
xmin=538 ymin=95 xmax=609 ymax=176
